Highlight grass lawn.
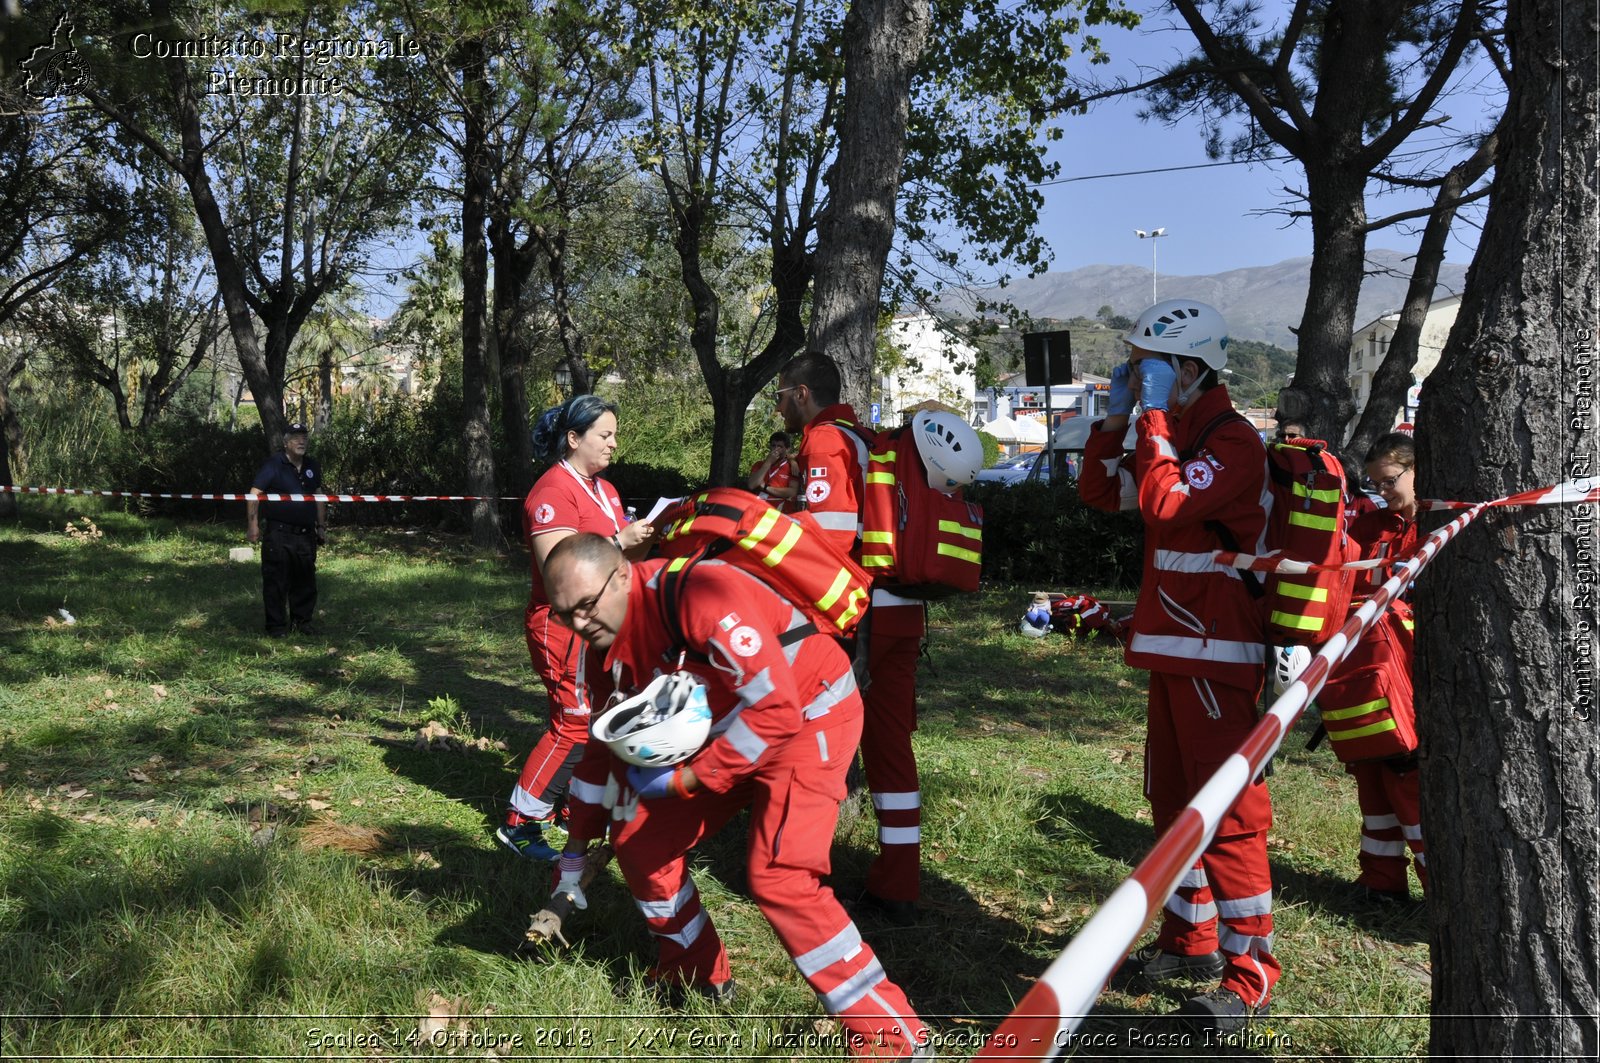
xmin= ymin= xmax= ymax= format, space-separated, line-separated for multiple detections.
xmin=0 ymin=504 xmax=1430 ymax=1060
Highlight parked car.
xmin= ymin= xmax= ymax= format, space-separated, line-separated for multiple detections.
xmin=978 ymin=418 xmax=1137 ymax=487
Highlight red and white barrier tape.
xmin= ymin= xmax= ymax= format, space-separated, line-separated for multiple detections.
xmin=974 ymin=497 xmax=1503 ymax=1060
xmin=1214 ymin=476 xmax=1599 ymax=576
xmin=0 ymin=485 xmax=519 ymax=502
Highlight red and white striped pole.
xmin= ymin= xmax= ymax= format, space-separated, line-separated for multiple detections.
xmin=973 ymin=501 xmax=1490 ymax=1060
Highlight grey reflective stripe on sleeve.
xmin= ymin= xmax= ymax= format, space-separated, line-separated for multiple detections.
xmin=811 ymin=510 xmax=860 ymax=532
xmin=871 ymin=587 xmax=918 ymax=608
xmin=801 ymin=668 xmax=858 ymax=720
xmin=1155 ymin=549 xmax=1242 ymax=579
xmin=723 ymin=714 xmax=769 ymax=764
xmin=735 ymin=667 xmax=776 ymax=709
xmin=791 ymin=923 xmax=865 ymax=978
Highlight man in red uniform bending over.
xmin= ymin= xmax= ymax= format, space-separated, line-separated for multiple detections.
xmin=1078 ymin=299 xmax=1279 ymax=1035
xmin=544 ymin=534 xmax=932 ymax=1060
xmin=777 ymin=351 xmax=927 ymax=925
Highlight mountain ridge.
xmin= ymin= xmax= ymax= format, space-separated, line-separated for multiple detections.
xmin=941 ymin=249 xmax=1471 ymax=348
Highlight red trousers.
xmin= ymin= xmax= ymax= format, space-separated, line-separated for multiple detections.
xmin=510 ymin=606 xmax=593 ymax=822
xmin=609 ymin=707 xmax=927 ymax=1059
xmin=1349 ymin=758 xmax=1427 ymax=894
xmin=861 ymin=632 xmax=922 ymax=903
xmin=1145 ymin=671 xmax=1280 ymax=1007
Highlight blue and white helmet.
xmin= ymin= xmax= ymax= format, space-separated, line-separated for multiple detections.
xmin=912 ymin=411 xmax=982 ymax=494
xmin=592 ymin=672 xmax=712 ymax=767
xmin=1125 ymin=299 xmax=1229 ymax=371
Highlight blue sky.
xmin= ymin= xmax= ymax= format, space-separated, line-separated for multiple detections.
xmin=1022 ymin=6 xmax=1501 ymax=280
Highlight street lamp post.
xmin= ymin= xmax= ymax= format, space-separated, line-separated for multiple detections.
xmin=1135 ymin=227 xmax=1168 ymax=303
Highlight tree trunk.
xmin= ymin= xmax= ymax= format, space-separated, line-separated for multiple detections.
xmin=490 ymin=230 xmax=537 ymax=506
xmin=1275 ymin=163 xmax=1366 ymax=448
xmin=0 ymin=350 xmax=24 ymax=519
xmin=808 ymin=0 xmax=929 ymax=412
xmin=1346 ymin=128 xmax=1499 ymax=465
xmin=459 ymin=38 xmax=503 ymax=549
xmin=1416 ymin=0 xmax=1597 ymax=1056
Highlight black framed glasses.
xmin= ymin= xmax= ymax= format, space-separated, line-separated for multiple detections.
xmin=552 ymin=565 xmax=620 ymax=628
xmin=1370 ymin=467 xmax=1413 ymax=492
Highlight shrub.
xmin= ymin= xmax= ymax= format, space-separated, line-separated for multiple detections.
xmin=969 ymin=478 xmax=1143 ymax=591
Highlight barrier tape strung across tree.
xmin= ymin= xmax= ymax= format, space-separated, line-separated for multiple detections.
xmin=0 ymin=485 xmax=520 ymax=502
xmin=1213 ymin=477 xmax=1600 ymax=577
xmin=972 ymin=477 xmax=1596 ymax=1061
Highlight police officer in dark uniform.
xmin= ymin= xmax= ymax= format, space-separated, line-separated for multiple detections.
xmin=246 ymin=423 xmax=327 ymax=637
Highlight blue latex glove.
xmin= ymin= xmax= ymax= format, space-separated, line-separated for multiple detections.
xmin=1137 ymin=357 xmax=1176 ymax=413
xmin=1107 ymin=362 xmax=1135 ymax=417
xmin=626 ymin=764 xmax=681 ymax=799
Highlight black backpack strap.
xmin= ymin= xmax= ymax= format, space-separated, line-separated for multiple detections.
xmin=656 ymin=552 xmax=710 ymax=665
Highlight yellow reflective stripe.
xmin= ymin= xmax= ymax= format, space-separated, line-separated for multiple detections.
xmin=862 ymin=531 xmax=895 ymax=545
xmin=763 ymin=521 xmax=803 ymax=567
xmin=937 ymin=520 xmax=982 ymax=541
xmin=1328 ymin=719 xmax=1399 ymax=742
xmin=1291 ymin=481 xmax=1343 ymax=504
xmin=1322 ymin=697 xmax=1389 ymax=722
xmin=1277 ymin=581 xmax=1329 ymax=602
xmin=866 ymin=472 xmax=896 ymax=485
xmin=861 ymin=555 xmax=894 ymax=567
xmin=870 ymin=450 xmax=897 ymax=463
xmin=739 ymin=509 xmax=781 ymax=551
xmin=666 ymin=556 xmax=691 ymax=574
xmin=1288 ymin=510 xmax=1339 ymax=532
xmin=816 ymin=568 xmax=853 ymax=611
xmin=1270 ymin=609 xmax=1324 ymax=631
xmin=836 ymin=586 xmax=869 ymax=629
xmin=1401 ymin=618 xmax=1415 ymax=631
xmin=935 ymin=543 xmax=982 ymax=565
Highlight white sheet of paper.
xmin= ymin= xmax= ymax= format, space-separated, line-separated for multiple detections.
xmin=641 ymin=496 xmax=681 ymax=525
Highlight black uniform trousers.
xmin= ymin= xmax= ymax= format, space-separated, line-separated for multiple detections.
xmin=262 ymin=522 xmax=318 ymax=634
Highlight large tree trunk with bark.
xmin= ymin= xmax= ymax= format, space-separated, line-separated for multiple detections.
xmin=1415 ymin=0 xmax=1597 ymax=1056
xmin=459 ymin=40 xmax=503 ymax=548
xmin=1275 ymin=163 xmax=1366 ymax=448
xmin=490 ymin=230 xmax=538 ymax=506
xmin=808 ymin=0 xmax=929 ymax=412
xmin=0 ymin=350 xmax=24 ymax=520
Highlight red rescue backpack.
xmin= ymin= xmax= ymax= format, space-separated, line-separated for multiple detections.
xmin=1312 ymin=609 xmax=1418 ymax=762
xmin=1047 ymin=592 xmax=1129 ymax=643
xmin=844 ymin=422 xmax=985 ymax=598
xmin=653 ymin=487 xmax=873 ymax=640
xmin=1185 ymin=416 xmax=1358 ymax=646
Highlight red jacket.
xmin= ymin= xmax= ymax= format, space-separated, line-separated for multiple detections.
xmin=563 ymin=558 xmax=863 ymax=844
xmin=1350 ymin=507 xmax=1419 ymax=631
xmin=1080 ymin=385 xmax=1270 ymax=689
xmin=798 ymin=404 xmax=923 ymax=637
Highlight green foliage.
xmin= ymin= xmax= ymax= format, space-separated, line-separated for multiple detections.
xmin=978 ymin=430 xmax=1001 ymax=468
xmin=970 ymin=478 xmax=1144 ymax=589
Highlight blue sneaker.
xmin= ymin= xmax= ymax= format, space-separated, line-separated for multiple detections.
xmin=496 ymin=821 xmax=559 ymax=862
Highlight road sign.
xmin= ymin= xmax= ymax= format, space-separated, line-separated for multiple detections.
xmin=870 ymin=402 xmax=881 ymax=424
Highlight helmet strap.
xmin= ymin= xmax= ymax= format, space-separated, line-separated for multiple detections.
xmin=1170 ymin=356 xmax=1206 ymax=408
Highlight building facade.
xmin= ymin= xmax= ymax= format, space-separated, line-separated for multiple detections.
xmin=1346 ymin=294 xmax=1461 ymax=430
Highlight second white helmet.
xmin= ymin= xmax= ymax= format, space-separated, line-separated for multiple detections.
xmin=592 ymin=672 xmax=712 ymax=767
xmin=1125 ymin=299 xmax=1230 ymax=371
xmin=912 ymin=411 xmax=982 ymax=494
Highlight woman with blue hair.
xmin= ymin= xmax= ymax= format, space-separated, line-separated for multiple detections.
xmin=498 ymin=395 xmax=656 ymax=861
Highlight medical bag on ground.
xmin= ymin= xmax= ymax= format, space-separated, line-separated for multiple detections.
xmin=653 ymin=487 xmax=873 ymax=642
xmin=1185 ymin=414 xmax=1358 ymax=646
xmin=1048 ymin=592 xmax=1129 ymax=642
xmin=851 ymin=423 xmax=984 ymax=598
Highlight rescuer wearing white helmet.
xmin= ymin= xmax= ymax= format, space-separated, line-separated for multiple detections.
xmin=776 ymin=351 xmax=935 ymax=926
xmin=1078 ymin=299 xmax=1279 ymax=1037
xmin=542 ymin=533 xmax=932 ymax=1059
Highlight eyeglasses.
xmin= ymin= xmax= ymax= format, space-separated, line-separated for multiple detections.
xmin=1368 ymin=466 xmax=1413 ymax=492
xmin=552 ymin=565 xmax=620 ymax=628
xmin=770 ymin=384 xmax=800 ymax=406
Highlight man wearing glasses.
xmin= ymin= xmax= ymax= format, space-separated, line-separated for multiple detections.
xmin=775 ymin=352 xmax=929 ymax=927
xmin=541 ymin=533 xmax=932 ymax=1060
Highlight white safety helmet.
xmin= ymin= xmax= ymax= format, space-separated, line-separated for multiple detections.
xmin=591 ymin=672 xmax=712 ymax=767
xmin=1125 ymin=299 xmax=1230 ymax=372
xmin=1272 ymin=644 xmax=1312 ymax=697
xmin=912 ymin=411 xmax=983 ymax=493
